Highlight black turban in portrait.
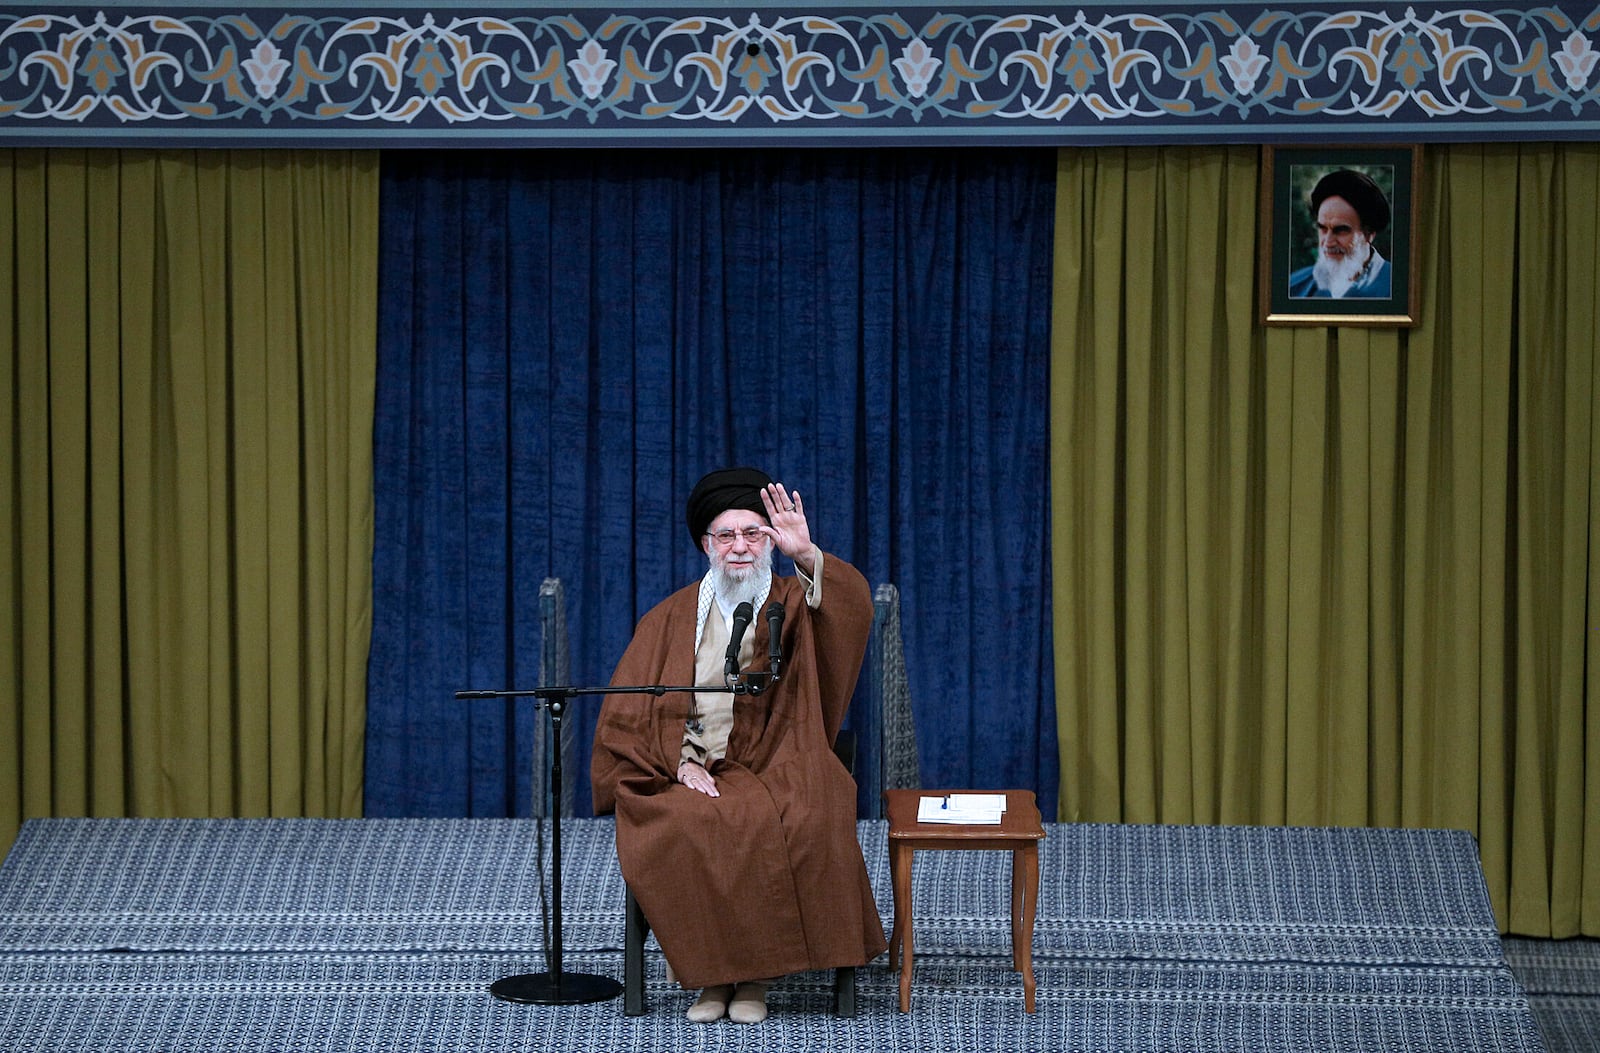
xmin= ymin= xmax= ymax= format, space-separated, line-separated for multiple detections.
xmin=1310 ymin=169 xmax=1391 ymax=234
xmin=686 ymin=467 xmax=773 ymax=545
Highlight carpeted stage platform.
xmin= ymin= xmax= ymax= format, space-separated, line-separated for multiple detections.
xmin=0 ymin=818 xmax=1546 ymax=1052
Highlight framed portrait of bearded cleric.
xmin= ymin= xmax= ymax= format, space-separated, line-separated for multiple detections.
xmin=1258 ymin=145 xmax=1422 ymax=327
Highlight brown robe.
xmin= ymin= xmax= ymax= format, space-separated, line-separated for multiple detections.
xmin=590 ymin=554 xmax=887 ymax=988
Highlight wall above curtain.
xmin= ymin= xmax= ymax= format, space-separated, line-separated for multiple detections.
xmin=3 ymin=3 xmax=1599 ymax=146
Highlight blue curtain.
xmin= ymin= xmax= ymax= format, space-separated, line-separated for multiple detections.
xmin=365 ymin=148 xmax=1059 ymax=820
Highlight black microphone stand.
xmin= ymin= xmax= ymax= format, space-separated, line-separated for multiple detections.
xmin=455 ymin=669 xmax=780 ymax=1005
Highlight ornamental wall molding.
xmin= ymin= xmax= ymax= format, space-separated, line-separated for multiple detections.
xmin=2 ymin=3 xmax=1597 ymax=145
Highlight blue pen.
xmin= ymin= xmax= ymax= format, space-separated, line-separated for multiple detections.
xmin=942 ymin=795 xmax=950 ymax=809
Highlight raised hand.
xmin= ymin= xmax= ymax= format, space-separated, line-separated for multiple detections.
xmin=759 ymin=482 xmax=815 ymax=574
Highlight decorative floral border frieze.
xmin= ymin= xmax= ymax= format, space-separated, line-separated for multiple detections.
xmin=2 ymin=4 xmax=1599 ymax=145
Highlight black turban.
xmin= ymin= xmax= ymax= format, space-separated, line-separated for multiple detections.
xmin=1310 ymin=169 xmax=1391 ymax=234
xmin=686 ymin=467 xmax=773 ymax=545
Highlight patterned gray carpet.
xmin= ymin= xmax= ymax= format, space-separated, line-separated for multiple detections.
xmin=0 ymin=817 xmax=1548 ymax=1052
xmin=1503 ymin=937 xmax=1600 ymax=1053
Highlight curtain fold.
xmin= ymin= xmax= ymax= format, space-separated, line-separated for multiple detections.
xmin=1 ymin=149 xmax=378 ymax=847
xmin=366 ymin=148 xmax=1059 ymax=820
xmin=1051 ymin=142 xmax=1600 ymax=935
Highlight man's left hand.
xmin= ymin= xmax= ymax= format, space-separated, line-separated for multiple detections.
xmin=760 ymin=483 xmax=816 ymax=576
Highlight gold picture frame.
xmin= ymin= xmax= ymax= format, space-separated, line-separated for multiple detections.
xmin=1258 ymin=144 xmax=1422 ymax=327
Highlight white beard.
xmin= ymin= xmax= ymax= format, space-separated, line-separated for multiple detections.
xmin=709 ymin=542 xmax=772 ymax=608
xmin=1311 ymin=237 xmax=1374 ymax=298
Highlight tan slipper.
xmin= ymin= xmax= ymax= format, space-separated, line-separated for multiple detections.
xmin=686 ymin=984 xmax=733 ymax=1023
xmin=727 ymin=981 xmax=768 ymax=1024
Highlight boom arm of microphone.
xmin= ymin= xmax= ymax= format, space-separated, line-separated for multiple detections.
xmin=724 ymin=601 xmax=754 ymax=677
xmin=765 ymin=602 xmax=785 ymax=678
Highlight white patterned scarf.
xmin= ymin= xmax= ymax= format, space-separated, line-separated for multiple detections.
xmin=693 ymin=568 xmax=771 ymax=662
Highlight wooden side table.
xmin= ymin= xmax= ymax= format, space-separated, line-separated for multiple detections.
xmin=883 ymin=788 xmax=1046 ymax=1013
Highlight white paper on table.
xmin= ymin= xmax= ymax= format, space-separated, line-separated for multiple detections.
xmin=916 ymin=793 xmax=1007 ymax=824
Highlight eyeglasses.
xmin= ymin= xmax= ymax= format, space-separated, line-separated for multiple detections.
xmin=706 ymin=526 xmax=766 ymax=546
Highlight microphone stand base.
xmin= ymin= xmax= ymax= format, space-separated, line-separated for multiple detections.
xmin=490 ymin=971 xmax=623 ymax=1005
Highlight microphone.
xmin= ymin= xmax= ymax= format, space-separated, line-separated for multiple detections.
xmin=725 ymin=601 xmax=754 ymax=676
xmin=765 ymin=602 xmax=785 ymax=676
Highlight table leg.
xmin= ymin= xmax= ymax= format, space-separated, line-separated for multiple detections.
xmin=1009 ymin=848 xmax=1023 ymax=972
xmin=888 ymin=844 xmax=903 ymax=967
xmin=1018 ymin=843 xmax=1038 ymax=1013
xmin=891 ymin=842 xmax=914 ymax=1012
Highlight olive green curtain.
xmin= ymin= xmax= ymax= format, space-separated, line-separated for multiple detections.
xmin=1 ymin=150 xmax=379 ymax=850
xmin=1050 ymin=142 xmax=1600 ymax=935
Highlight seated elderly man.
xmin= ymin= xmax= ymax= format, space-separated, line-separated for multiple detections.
xmin=591 ymin=467 xmax=885 ymax=1024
